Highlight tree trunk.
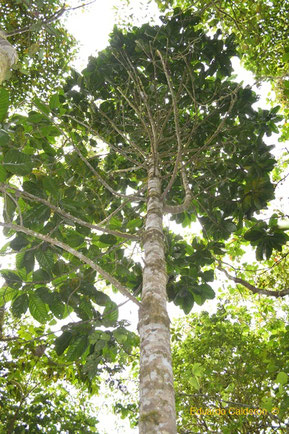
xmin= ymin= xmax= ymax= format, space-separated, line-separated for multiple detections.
xmin=0 ymin=30 xmax=17 ymax=84
xmin=138 ymin=164 xmax=176 ymax=433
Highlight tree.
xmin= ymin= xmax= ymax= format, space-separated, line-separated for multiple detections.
xmin=172 ymin=298 xmax=289 ymax=433
xmin=0 ymin=308 xmax=100 ymax=433
xmin=0 ymin=9 xmax=285 ymax=432
xmin=154 ymin=1 xmax=289 ymax=91
xmin=154 ymin=0 xmax=289 ymax=142
xmin=0 ymin=0 xmax=80 ymax=103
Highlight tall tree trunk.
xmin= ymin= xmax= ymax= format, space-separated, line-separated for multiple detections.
xmin=0 ymin=30 xmax=17 ymax=84
xmin=138 ymin=164 xmax=176 ymax=433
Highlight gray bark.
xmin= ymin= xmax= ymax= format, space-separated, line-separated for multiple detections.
xmin=138 ymin=164 xmax=176 ymax=433
xmin=0 ymin=31 xmax=17 ymax=84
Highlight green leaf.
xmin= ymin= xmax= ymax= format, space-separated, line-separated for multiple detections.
xmin=0 ymin=287 xmax=17 ymax=306
xmin=66 ymin=336 xmax=88 ymax=361
xmin=12 ymin=294 xmax=29 ymax=317
xmin=244 ymin=228 xmax=265 ymax=242
xmin=35 ymin=248 xmax=54 ymax=271
xmin=3 ymin=150 xmax=33 ymax=175
xmin=102 ymin=301 xmax=118 ymax=326
xmin=261 ymin=396 xmax=273 ymax=412
xmin=3 ymin=194 xmax=16 ymax=222
xmin=0 ymin=165 xmax=8 ymax=182
xmin=54 ymin=331 xmax=73 ymax=356
xmin=93 ymin=291 xmax=111 ymax=306
xmin=189 ymin=377 xmax=200 ymax=390
xmin=113 ymin=327 xmax=128 ymax=344
xmin=16 ymin=250 xmax=35 ymax=274
xmin=99 ymin=234 xmax=117 ymax=245
xmin=0 ymin=129 xmax=10 ymax=146
xmin=49 ymin=293 xmax=66 ymax=319
xmin=42 ymin=177 xmax=59 ymax=197
xmin=276 ymin=372 xmax=288 ymax=385
xmin=0 ymin=88 xmax=9 ymax=121
xmin=29 ymin=294 xmax=49 ymax=323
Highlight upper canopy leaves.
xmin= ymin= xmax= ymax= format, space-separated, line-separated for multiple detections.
xmin=0 ymin=11 xmax=282 ymax=334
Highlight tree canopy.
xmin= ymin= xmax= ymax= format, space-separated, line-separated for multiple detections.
xmin=0 ymin=5 xmax=288 ymax=432
xmin=173 ymin=298 xmax=289 ymax=433
xmin=0 ymin=0 xmax=76 ymax=106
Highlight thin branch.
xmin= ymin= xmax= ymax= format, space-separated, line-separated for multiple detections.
xmin=0 ymin=222 xmax=141 ymax=307
xmin=62 ymin=113 xmax=147 ymax=169
xmin=97 ymin=104 xmax=148 ymax=161
xmin=5 ymin=1 xmax=97 ymax=37
xmin=164 ymin=166 xmax=192 ymax=214
xmin=0 ymin=184 xmax=138 ymax=241
xmin=218 ymin=265 xmax=289 ymax=298
xmin=157 ymin=50 xmax=183 ymax=199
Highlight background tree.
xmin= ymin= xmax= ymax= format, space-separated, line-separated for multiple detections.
xmin=0 ymin=9 xmax=286 ymax=433
xmin=0 ymin=0 xmax=81 ymax=105
xmin=0 ymin=310 xmax=99 ymax=433
xmin=154 ymin=0 xmax=289 ymax=93
xmin=172 ymin=297 xmax=289 ymax=433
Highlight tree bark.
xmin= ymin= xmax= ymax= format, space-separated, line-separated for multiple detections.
xmin=138 ymin=164 xmax=176 ymax=433
xmin=0 ymin=31 xmax=17 ymax=84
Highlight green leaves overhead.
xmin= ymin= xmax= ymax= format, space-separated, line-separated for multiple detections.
xmin=29 ymin=293 xmax=50 ymax=323
xmin=244 ymin=221 xmax=289 ymax=260
xmin=0 ymin=88 xmax=9 ymax=121
xmin=3 ymin=150 xmax=33 ymax=175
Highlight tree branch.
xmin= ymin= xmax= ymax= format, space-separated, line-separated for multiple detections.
xmin=164 ymin=167 xmax=192 ymax=214
xmin=157 ymin=49 xmax=183 ymax=199
xmin=5 ymin=1 xmax=97 ymax=37
xmin=0 ymin=184 xmax=138 ymax=241
xmin=218 ymin=265 xmax=289 ymax=298
xmin=0 ymin=222 xmax=141 ymax=307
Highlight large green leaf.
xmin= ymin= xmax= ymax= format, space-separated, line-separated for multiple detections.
xmin=65 ymin=336 xmax=88 ymax=361
xmin=54 ymin=331 xmax=73 ymax=356
xmin=3 ymin=150 xmax=33 ymax=175
xmin=12 ymin=293 xmax=29 ymax=317
xmin=29 ymin=294 xmax=49 ymax=323
xmin=35 ymin=248 xmax=54 ymax=271
xmin=0 ymin=88 xmax=9 ymax=121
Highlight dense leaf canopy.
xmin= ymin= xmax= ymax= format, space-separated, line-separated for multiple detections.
xmin=0 ymin=0 xmax=76 ymax=106
xmin=173 ymin=298 xmax=289 ymax=433
xmin=0 ymin=7 xmax=288 ymax=431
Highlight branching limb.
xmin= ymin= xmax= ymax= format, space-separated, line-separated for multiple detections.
xmin=62 ymin=113 xmax=147 ymax=168
xmin=0 ymin=222 xmax=141 ymax=307
xmin=157 ymin=50 xmax=183 ymax=199
xmin=218 ymin=265 xmax=289 ymax=298
xmin=0 ymin=184 xmax=138 ymax=241
xmin=164 ymin=167 xmax=192 ymax=214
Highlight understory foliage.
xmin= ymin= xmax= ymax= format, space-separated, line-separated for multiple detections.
xmin=0 ymin=7 xmax=288 ymax=430
xmin=173 ymin=298 xmax=289 ymax=433
xmin=0 ymin=310 xmax=98 ymax=433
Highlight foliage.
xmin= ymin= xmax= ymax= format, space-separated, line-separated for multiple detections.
xmin=0 ymin=309 xmax=99 ymax=433
xmin=0 ymin=8 xmax=283 ymax=365
xmin=154 ymin=0 xmax=289 ymax=142
xmin=0 ymin=0 xmax=76 ymax=106
xmin=154 ymin=0 xmax=289 ymax=83
xmin=0 ymin=8 xmax=287 ymax=430
xmin=172 ymin=297 xmax=289 ymax=433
